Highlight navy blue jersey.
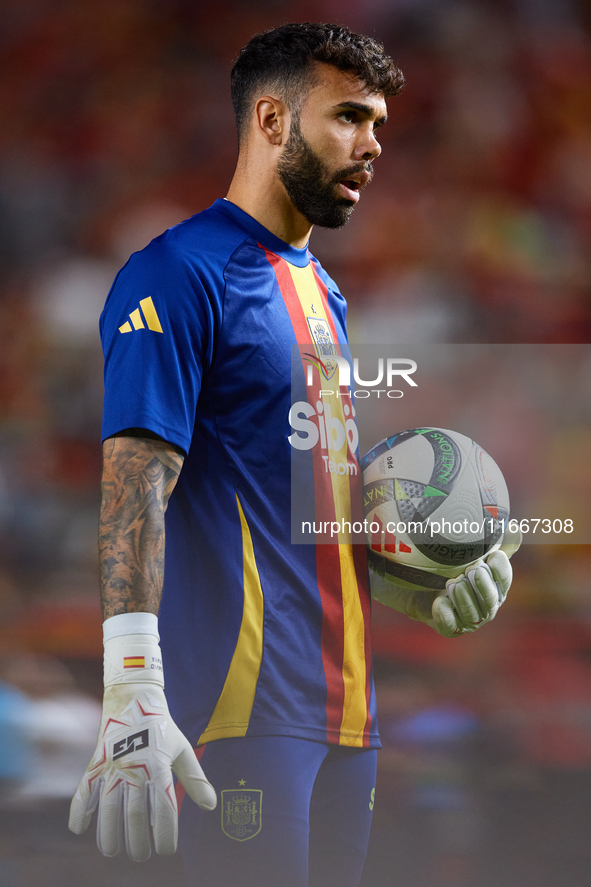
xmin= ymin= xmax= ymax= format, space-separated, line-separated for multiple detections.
xmin=101 ymin=199 xmax=379 ymax=749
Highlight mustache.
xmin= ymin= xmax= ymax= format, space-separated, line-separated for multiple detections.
xmin=331 ymin=163 xmax=374 ymax=186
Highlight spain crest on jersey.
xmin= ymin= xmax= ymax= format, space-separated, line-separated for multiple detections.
xmin=306 ymin=316 xmax=338 ymax=380
xmin=221 ymin=790 xmax=262 ymax=841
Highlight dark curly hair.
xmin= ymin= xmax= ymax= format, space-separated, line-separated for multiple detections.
xmin=231 ymin=22 xmax=404 ymax=143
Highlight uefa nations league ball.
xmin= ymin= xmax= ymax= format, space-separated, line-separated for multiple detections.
xmin=360 ymin=428 xmax=510 ymax=591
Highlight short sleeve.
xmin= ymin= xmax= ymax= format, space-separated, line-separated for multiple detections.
xmin=100 ymin=236 xmax=219 ymax=454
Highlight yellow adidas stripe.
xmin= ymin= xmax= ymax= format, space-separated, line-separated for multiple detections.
xmin=130 ymin=308 xmax=144 ymax=330
xmin=198 ymin=494 xmax=264 ymax=744
xmin=140 ymin=297 xmax=163 ymax=332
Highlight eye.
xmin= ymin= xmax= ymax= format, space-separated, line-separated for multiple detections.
xmin=339 ymin=110 xmax=356 ymax=123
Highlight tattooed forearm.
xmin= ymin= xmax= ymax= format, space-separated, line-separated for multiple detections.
xmin=99 ymin=434 xmax=185 ymax=619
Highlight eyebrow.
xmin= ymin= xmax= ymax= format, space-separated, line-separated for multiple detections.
xmin=333 ymin=101 xmax=388 ymax=127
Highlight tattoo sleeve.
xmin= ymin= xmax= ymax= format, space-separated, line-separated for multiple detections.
xmin=99 ymin=433 xmax=185 ymax=619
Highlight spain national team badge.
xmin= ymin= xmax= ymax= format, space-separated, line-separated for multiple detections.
xmin=221 ymin=789 xmax=262 ymax=841
xmin=306 ymin=317 xmax=338 ymax=380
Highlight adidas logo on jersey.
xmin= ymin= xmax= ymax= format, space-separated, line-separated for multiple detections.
xmin=119 ymin=297 xmax=163 ymax=334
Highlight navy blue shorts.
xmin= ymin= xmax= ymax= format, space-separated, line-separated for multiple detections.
xmin=178 ymin=736 xmax=377 ymax=887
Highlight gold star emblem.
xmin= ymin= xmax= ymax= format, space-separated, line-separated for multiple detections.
xmin=238 ymin=779 xmax=246 ymax=786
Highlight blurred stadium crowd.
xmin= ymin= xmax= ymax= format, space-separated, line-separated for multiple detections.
xmin=0 ymin=0 xmax=590 ymax=885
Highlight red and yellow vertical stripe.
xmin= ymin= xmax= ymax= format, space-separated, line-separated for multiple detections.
xmin=264 ymin=249 xmax=373 ymax=747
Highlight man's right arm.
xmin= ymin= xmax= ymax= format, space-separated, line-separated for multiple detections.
xmin=69 ymin=430 xmax=216 ymax=861
xmin=99 ymin=431 xmax=184 ymax=619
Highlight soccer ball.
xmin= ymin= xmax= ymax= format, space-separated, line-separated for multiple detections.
xmin=360 ymin=428 xmax=510 ymax=591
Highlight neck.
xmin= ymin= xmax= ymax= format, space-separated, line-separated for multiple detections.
xmin=226 ymin=159 xmax=312 ymax=249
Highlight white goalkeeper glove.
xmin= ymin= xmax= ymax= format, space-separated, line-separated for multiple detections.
xmin=371 ymin=527 xmax=521 ymax=638
xmin=69 ymin=613 xmax=216 ymax=861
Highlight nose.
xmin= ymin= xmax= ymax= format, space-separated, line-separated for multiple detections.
xmin=354 ymin=126 xmax=381 ymax=162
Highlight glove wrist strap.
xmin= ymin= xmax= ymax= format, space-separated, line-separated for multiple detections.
xmin=104 ymin=633 xmax=164 ymax=689
xmin=103 ymin=611 xmax=159 ymax=642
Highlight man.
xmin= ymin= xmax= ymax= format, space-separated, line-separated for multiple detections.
xmin=69 ymin=22 xmax=514 ymax=887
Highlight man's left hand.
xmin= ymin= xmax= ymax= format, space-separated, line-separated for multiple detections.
xmin=430 ymin=549 xmax=512 ymax=638
xmin=370 ymin=527 xmax=521 ymax=637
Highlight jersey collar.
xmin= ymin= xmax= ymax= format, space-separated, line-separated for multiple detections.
xmin=213 ymin=198 xmax=311 ymax=268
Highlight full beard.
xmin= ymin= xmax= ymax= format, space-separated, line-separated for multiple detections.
xmin=276 ymin=118 xmax=372 ymax=229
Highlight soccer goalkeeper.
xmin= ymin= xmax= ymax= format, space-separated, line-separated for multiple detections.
xmin=69 ymin=22 xmax=515 ymax=887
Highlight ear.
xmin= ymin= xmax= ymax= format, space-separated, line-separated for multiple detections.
xmin=254 ymin=96 xmax=289 ymax=146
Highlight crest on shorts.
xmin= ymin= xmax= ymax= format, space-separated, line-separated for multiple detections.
xmin=221 ymin=789 xmax=262 ymax=841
